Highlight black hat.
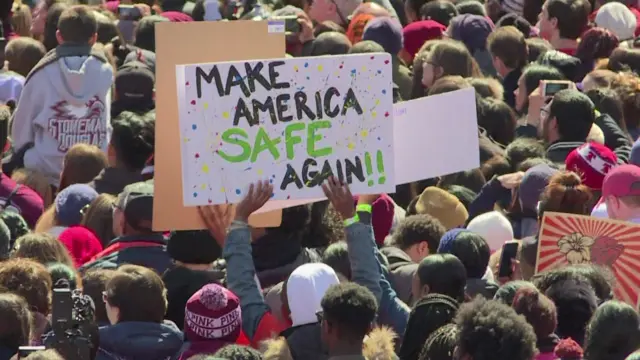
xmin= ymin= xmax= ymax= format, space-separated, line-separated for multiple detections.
xmin=124 ymin=48 xmax=156 ymax=73
xmin=167 ymin=230 xmax=222 ymax=264
xmin=117 ymin=181 xmax=154 ymax=232
xmin=115 ymin=61 xmax=155 ymax=105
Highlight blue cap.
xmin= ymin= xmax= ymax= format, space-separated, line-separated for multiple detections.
xmin=55 ymin=184 xmax=99 ymax=227
xmin=362 ymin=16 xmax=404 ymax=55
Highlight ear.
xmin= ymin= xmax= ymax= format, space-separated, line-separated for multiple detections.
xmin=419 ymin=241 xmax=430 ymax=256
xmin=434 ymin=65 xmax=444 ymax=79
xmin=55 ymin=30 xmax=64 ymax=46
xmin=550 ymin=17 xmax=558 ymax=29
xmin=421 ymin=283 xmax=430 ymax=298
xmin=89 ymin=33 xmax=98 ymax=46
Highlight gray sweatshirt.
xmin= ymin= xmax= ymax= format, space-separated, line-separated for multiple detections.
xmin=11 ymin=53 xmax=113 ymax=186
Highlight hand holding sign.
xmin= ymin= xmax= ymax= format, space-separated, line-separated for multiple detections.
xmin=236 ymin=180 xmax=274 ymax=223
xmin=322 ymin=176 xmax=355 ymax=220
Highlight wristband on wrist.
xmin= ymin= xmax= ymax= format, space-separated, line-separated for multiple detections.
xmin=356 ymin=204 xmax=372 ymax=213
xmin=343 ymin=214 xmax=360 ymax=227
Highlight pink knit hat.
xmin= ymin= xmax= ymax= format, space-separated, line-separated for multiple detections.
xmin=183 ymin=284 xmax=249 ymax=358
xmin=58 ymin=226 xmax=103 ymax=267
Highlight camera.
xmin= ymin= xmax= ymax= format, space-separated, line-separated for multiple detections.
xmin=44 ymin=284 xmax=95 ymax=360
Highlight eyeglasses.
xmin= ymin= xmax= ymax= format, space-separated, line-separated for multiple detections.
xmin=80 ymin=204 xmax=90 ymax=216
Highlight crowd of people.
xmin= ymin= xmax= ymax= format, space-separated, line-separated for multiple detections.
xmin=1 ymin=0 xmax=640 ymax=359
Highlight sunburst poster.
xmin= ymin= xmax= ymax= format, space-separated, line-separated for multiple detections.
xmin=536 ymin=212 xmax=640 ymax=307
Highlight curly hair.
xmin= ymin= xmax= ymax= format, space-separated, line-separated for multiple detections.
xmin=455 ymin=297 xmax=537 ymax=360
xmin=419 ymin=323 xmax=459 ymax=360
xmin=0 ymin=258 xmax=53 ymax=315
xmin=212 ymin=345 xmax=263 ymax=360
xmin=538 ymin=171 xmax=593 ymax=217
xmin=585 ymin=301 xmax=640 ymax=360
xmin=322 ymin=242 xmax=351 ymax=280
xmin=321 ymin=282 xmax=378 ymax=341
xmin=532 ymin=264 xmax=613 ymax=304
xmin=393 ymin=214 xmax=446 ymax=253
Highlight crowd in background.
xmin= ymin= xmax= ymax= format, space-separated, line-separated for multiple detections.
xmin=2 ymin=0 xmax=640 ymax=359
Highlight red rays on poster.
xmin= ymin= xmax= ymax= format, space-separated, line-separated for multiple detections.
xmin=536 ymin=212 xmax=640 ymax=307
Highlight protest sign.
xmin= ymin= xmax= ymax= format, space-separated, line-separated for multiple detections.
xmin=176 ymin=54 xmax=394 ymax=205
xmin=254 ymin=88 xmax=481 ymax=213
xmin=536 ymin=212 xmax=640 ymax=306
xmin=153 ymin=21 xmax=285 ymax=231
xmin=393 ymin=88 xmax=479 ymax=185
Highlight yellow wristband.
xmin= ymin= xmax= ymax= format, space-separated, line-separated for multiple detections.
xmin=356 ymin=204 xmax=372 ymax=213
xmin=343 ymin=214 xmax=360 ymax=227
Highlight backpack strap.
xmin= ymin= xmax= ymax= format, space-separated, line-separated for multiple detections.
xmin=1 ymin=184 xmax=20 ymax=212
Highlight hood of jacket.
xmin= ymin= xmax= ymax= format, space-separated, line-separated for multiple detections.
xmin=286 ymin=263 xmax=339 ymax=327
xmin=263 ymin=327 xmax=397 ymax=360
xmin=399 ymin=294 xmax=459 ymax=360
xmin=43 ymin=53 xmax=113 ymax=107
xmin=163 ymin=265 xmax=225 ymax=330
xmin=99 ymin=321 xmax=183 ymax=359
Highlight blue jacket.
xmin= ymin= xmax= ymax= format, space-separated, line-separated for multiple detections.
xmin=96 ymin=321 xmax=184 ymax=360
xmin=80 ymin=234 xmax=171 ymax=275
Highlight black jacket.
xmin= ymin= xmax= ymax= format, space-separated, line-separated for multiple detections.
xmin=162 ymin=265 xmax=225 ymax=330
xmin=546 ymin=141 xmax=585 ymax=164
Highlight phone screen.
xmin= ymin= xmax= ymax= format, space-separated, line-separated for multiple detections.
xmin=544 ymin=82 xmax=570 ymax=96
xmin=498 ymin=242 xmax=519 ymax=277
xmin=118 ymin=5 xmax=142 ymax=21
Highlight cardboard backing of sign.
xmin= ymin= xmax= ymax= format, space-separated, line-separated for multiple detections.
xmin=153 ymin=21 xmax=285 ymax=231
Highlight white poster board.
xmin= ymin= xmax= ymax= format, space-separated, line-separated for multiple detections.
xmin=393 ymin=88 xmax=480 ymax=185
xmin=176 ymin=54 xmax=395 ymax=205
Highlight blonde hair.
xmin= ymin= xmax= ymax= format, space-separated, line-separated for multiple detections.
xmin=11 ymin=3 xmax=33 ymax=37
xmin=59 ymin=143 xmax=107 ymax=191
xmin=34 ymin=205 xmax=56 ymax=234
xmin=11 ymin=169 xmax=53 ymax=208
xmin=587 ymin=123 xmax=605 ymax=144
xmin=81 ymin=194 xmax=116 ymax=246
xmin=12 ymin=233 xmax=75 ymax=268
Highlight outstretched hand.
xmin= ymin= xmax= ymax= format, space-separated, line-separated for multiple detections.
xmin=235 ymin=180 xmax=274 ymax=223
xmin=322 ymin=176 xmax=355 ymax=219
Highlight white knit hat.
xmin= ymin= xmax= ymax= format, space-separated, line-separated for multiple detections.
xmin=466 ymin=211 xmax=514 ymax=252
xmin=595 ymin=2 xmax=637 ymax=41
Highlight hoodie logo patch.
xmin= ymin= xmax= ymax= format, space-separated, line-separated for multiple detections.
xmin=48 ymin=97 xmax=108 ymax=152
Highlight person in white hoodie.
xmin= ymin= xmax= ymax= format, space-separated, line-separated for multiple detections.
xmin=10 ymin=5 xmax=113 ymax=187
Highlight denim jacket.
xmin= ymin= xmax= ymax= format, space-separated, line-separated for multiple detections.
xmin=358 ymin=210 xmax=410 ymax=339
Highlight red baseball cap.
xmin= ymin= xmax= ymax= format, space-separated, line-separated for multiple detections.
xmin=602 ymin=164 xmax=640 ymax=198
